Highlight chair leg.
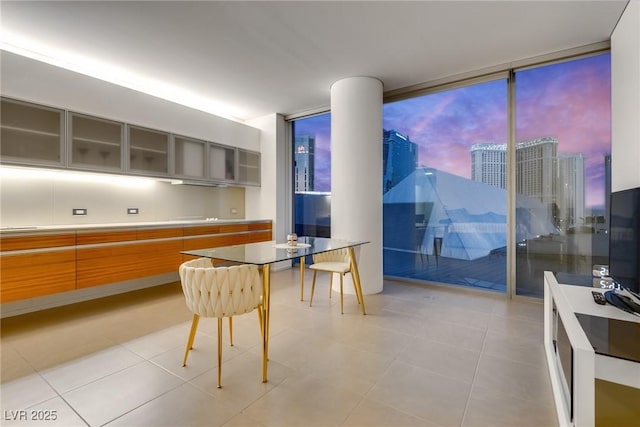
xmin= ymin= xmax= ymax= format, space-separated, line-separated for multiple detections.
xmin=229 ymin=317 xmax=233 ymax=346
xmin=182 ymin=314 xmax=200 ymax=367
xmin=217 ymin=317 xmax=223 ymax=388
xmin=310 ymin=270 xmax=318 ymax=307
xmin=339 ymin=274 xmax=344 ymax=315
xmin=351 ymin=272 xmax=362 ymax=305
xmin=257 ymin=304 xmax=264 ymax=337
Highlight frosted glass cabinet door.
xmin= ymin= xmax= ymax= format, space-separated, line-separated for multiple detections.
xmin=0 ymin=97 xmax=64 ymax=166
xmin=209 ymin=143 xmax=236 ymax=181
xmin=238 ymin=149 xmax=261 ymax=186
xmin=70 ymin=113 xmax=123 ymax=171
xmin=128 ymin=125 xmax=170 ymax=176
xmin=174 ymin=135 xmax=206 ymax=179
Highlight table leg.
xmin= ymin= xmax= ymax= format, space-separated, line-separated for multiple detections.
xmin=348 ymin=247 xmax=367 ymax=315
xmin=261 ymin=263 xmax=270 ymax=382
xmin=299 ymin=256 xmax=305 ymax=301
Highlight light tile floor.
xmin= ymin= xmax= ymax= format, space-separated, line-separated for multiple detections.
xmin=1 ymin=268 xmax=558 ymax=427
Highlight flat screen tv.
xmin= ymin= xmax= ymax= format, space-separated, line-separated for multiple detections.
xmin=609 ymin=187 xmax=640 ymax=293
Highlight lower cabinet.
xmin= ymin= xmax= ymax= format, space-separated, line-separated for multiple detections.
xmin=76 ymin=239 xmax=184 ymax=288
xmin=0 ymin=250 xmax=76 ymax=303
xmin=0 ymin=221 xmax=272 ymax=303
xmin=0 ymin=233 xmax=76 ymax=303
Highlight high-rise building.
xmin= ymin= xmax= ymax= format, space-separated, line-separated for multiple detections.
xmin=516 ymin=137 xmax=558 ymax=210
xmin=471 ymin=143 xmax=507 ymax=188
xmin=557 ymin=153 xmax=585 ymax=228
xmin=383 ymin=129 xmax=418 ymax=192
xmin=294 ymin=135 xmax=315 ymax=192
xmin=470 ymin=136 xmax=560 ymax=222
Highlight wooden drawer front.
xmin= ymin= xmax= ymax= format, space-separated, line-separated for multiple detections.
xmin=236 ymin=230 xmax=272 ymax=244
xmin=218 ymin=224 xmax=250 ymax=233
xmin=77 ymin=240 xmax=183 ymax=288
xmin=248 ymin=222 xmax=272 ymax=231
xmin=183 ymin=225 xmax=220 ymax=237
xmin=183 ymin=230 xmax=272 ymax=254
xmin=136 ymin=227 xmax=183 ymax=240
xmin=0 ymin=233 xmax=75 ymax=251
xmin=183 ymin=234 xmax=246 ymax=251
xmin=0 ymin=250 xmax=76 ymax=302
xmin=76 ymin=230 xmax=137 ymax=245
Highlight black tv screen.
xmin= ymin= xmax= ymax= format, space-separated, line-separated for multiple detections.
xmin=609 ymin=187 xmax=640 ymax=293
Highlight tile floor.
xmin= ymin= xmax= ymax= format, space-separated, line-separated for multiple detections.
xmin=1 ymin=268 xmax=558 ymax=427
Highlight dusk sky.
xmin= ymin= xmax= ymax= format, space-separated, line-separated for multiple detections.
xmin=294 ymin=53 xmax=611 ymax=209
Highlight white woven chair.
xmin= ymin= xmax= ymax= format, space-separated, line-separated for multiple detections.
xmin=309 ymin=248 xmax=361 ymax=314
xmin=179 ymin=258 xmax=264 ymax=388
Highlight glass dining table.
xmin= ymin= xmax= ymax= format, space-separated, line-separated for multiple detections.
xmin=181 ymin=236 xmax=368 ymax=382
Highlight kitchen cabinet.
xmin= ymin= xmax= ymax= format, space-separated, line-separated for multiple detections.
xmin=127 ymin=125 xmax=170 ymax=176
xmin=238 ymin=149 xmax=261 ymax=186
xmin=208 ymin=143 xmax=236 ymax=182
xmin=0 ymin=220 xmax=272 ymax=307
xmin=69 ymin=112 xmax=124 ymax=172
xmin=173 ymin=134 xmax=206 ymax=179
xmin=0 ymin=233 xmax=76 ymax=303
xmin=0 ymin=97 xmax=65 ymax=167
xmin=0 ymin=97 xmax=261 ymax=187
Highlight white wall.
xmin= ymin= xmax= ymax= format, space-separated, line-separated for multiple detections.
xmin=611 ymin=1 xmax=640 ymax=191
xmin=246 ymin=113 xmax=289 ymax=243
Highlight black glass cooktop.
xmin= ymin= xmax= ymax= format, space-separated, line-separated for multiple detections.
xmin=575 ymin=313 xmax=640 ymax=363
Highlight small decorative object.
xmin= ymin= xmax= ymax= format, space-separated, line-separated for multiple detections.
xmin=286 ymin=232 xmax=298 ymax=246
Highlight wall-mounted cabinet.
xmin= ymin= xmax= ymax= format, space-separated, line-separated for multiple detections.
xmin=238 ymin=149 xmax=261 ymax=186
xmin=0 ymin=97 xmax=260 ymax=187
xmin=174 ymin=135 xmax=206 ymax=179
xmin=69 ymin=112 xmax=124 ymax=172
xmin=127 ymin=125 xmax=170 ymax=176
xmin=209 ymin=143 xmax=236 ymax=182
xmin=0 ymin=98 xmax=65 ymax=167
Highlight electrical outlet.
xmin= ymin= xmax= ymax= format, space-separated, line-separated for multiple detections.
xmin=73 ymin=208 xmax=87 ymax=216
xmin=127 ymin=208 xmax=139 ymax=215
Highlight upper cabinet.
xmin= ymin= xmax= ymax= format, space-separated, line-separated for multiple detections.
xmin=127 ymin=125 xmax=170 ymax=176
xmin=0 ymin=98 xmax=65 ymax=167
xmin=238 ymin=149 xmax=261 ymax=186
xmin=69 ymin=112 xmax=123 ymax=172
xmin=209 ymin=143 xmax=236 ymax=182
xmin=173 ymin=135 xmax=206 ymax=180
xmin=0 ymin=97 xmax=260 ymax=186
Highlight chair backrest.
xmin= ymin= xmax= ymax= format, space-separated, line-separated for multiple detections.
xmin=312 ymin=248 xmax=350 ymax=265
xmin=179 ymin=258 xmax=262 ymax=318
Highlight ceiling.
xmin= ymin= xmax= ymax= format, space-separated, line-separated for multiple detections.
xmin=0 ymin=1 xmax=628 ymax=122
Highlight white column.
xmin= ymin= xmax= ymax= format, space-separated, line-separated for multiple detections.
xmin=330 ymin=76 xmax=383 ymax=294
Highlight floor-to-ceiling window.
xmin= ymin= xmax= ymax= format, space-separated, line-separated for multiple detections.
xmin=514 ymin=53 xmax=612 ymax=297
xmin=382 ymin=78 xmax=509 ymax=292
xmin=288 ymin=51 xmax=611 ymax=298
xmin=291 ymin=113 xmax=331 ymax=237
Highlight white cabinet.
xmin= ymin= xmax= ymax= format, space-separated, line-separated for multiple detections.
xmin=544 ymin=272 xmax=640 ymax=427
xmin=0 ymin=97 xmax=65 ymax=167
xmin=69 ymin=112 xmax=124 ymax=171
xmin=238 ymin=149 xmax=260 ymax=186
xmin=127 ymin=125 xmax=170 ymax=176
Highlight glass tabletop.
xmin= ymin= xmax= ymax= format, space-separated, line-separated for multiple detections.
xmin=181 ymin=236 xmax=368 ymax=265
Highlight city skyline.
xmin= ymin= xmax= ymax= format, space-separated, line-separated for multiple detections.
xmin=293 ymin=53 xmax=611 ymax=208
